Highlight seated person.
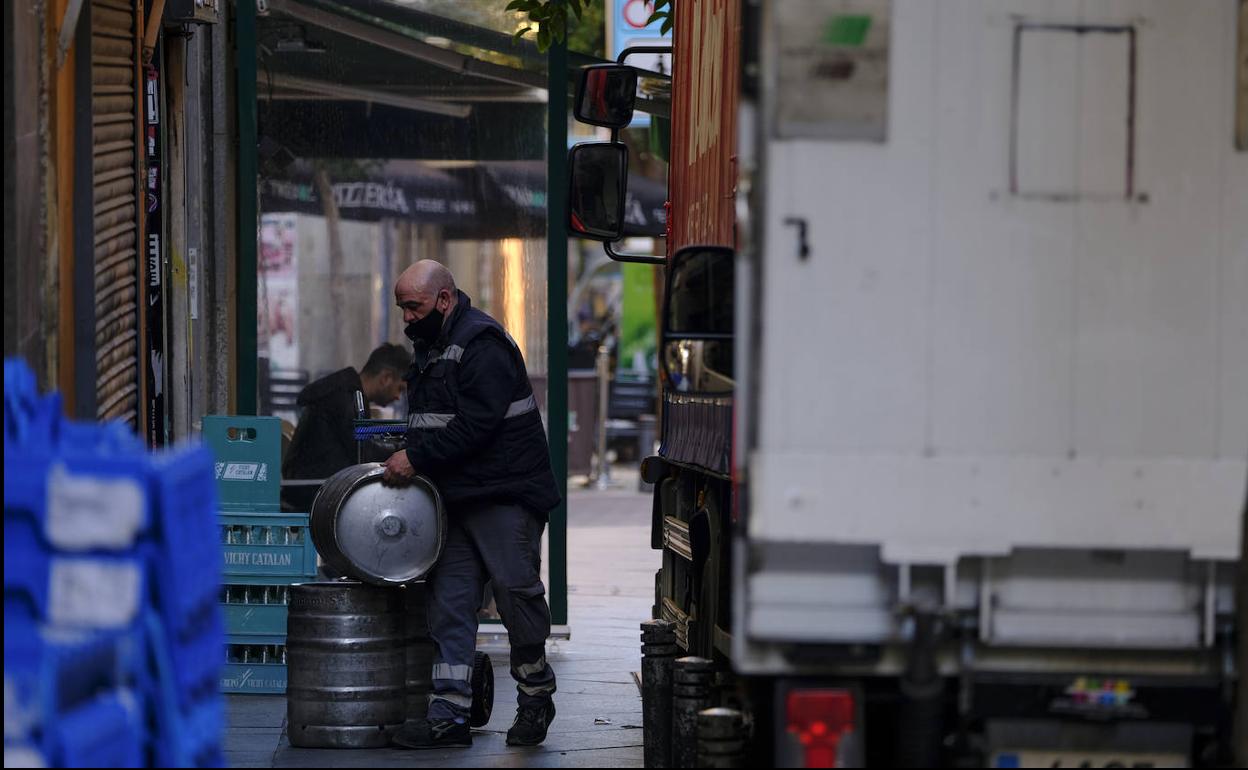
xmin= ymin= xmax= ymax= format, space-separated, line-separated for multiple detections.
xmin=280 ymin=343 xmax=410 ymax=511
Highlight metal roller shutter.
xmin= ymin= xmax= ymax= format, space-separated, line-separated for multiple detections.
xmin=91 ymin=0 xmax=142 ymax=426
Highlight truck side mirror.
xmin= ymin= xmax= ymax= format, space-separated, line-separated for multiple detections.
xmin=661 ymin=245 xmax=736 ymax=394
xmin=568 ymin=142 xmax=629 ymax=242
xmin=574 ymin=64 xmax=638 ymax=128
xmin=665 ymin=246 xmax=735 ymax=337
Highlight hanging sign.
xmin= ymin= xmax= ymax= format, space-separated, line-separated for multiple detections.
xmin=143 ymin=56 xmax=167 ymax=446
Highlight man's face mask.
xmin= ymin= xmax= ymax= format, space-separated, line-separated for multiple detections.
xmin=405 ymin=293 xmax=446 ymax=345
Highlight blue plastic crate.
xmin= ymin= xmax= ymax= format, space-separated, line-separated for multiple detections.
xmin=4 ymin=356 xmax=38 ymax=405
xmin=4 ymin=453 xmax=151 ymax=555
xmin=4 ymin=527 xmax=149 ymax=631
xmin=142 ymin=585 xmax=223 ymax=714
xmin=5 ymin=360 xmax=229 ymax=766
xmin=44 ymin=689 xmax=146 ymax=768
xmin=3 ymin=617 xmax=148 ymax=765
xmin=3 ymin=621 xmax=144 ymax=710
xmin=147 ymin=686 xmax=225 ymax=769
xmin=221 ymin=636 xmax=288 ymax=694
xmin=166 ymin=606 xmax=226 ymax=709
xmin=146 ymin=444 xmax=227 ymax=710
xmin=177 ymin=700 xmax=227 ymax=768
xmin=4 ymin=359 xmax=63 ymax=448
xmin=2 ymin=743 xmax=48 ymax=767
xmin=220 ymin=512 xmax=317 ymax=579
xmin=144 ymin=609 xmax=226 ymax=768
xmin=3 ymin=453 xmax=49 ymax=518
xmin=147 ymin=445 xmax=223 ymax=637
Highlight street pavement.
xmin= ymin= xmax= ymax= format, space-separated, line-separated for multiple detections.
xmin=223 ymin=474 xmax=658 ymax=768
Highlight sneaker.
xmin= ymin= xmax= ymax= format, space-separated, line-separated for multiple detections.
xmin=506 ymin=702 xmax=556 ymax=747
xmin=391 ymin=718 xmax=472 ymax=749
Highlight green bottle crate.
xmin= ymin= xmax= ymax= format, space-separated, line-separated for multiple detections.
xmin=221 ymin=637 xmax=287 ymax=694
xmin=203 ymin=415 xmax=282 ymax=513
xmin=220 ymin=512 xmax=317 ymax=579
xmin=220 ymin=583 xmax=291 ymax=638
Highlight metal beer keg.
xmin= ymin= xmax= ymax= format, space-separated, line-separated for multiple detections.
xmin=310 ymin=463 xmax=445 ymax=586
xmin=286 ymin=581 xmax=406 ymax=748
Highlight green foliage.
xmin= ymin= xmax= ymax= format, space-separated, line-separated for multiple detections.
xmin=566 ymin=0 xmax=606 ymax=58
xmin=646 ymin=0 xmax=673 ymax=36
xmin=507 ymin=0 xmax=608 ymax=53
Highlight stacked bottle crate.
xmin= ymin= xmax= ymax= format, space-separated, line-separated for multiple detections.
xmin=5 ymin=622 xmax=148 ymax=767
xmin=203 ymin=416 xmax=317 ymax=695
xmin=3 ymin=359 xmax=225 ymax=767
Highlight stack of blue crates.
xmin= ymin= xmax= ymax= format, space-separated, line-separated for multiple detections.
xmin=3 ymin=359 xmax=225 ymax=767
xmin=202 ymin=416 xmax=317 ymax=695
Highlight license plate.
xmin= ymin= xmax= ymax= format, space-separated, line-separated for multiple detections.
xmin=992 ymin=749 xmax=1189 ymax=768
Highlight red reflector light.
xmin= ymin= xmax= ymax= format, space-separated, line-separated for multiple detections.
xmin=786 ymin=689 xmax=855 ymax=768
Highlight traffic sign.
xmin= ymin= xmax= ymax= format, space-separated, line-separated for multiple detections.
xmin=612 ymin=0 xmax=671 ymax=127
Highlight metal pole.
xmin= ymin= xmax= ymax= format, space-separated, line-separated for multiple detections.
xmin=235 ymin=0 xmax=258 ymax=415
xmin=642 ymin=620 xmax=677 ymax=768
xmin=697 ymin=708 xmax=746 ymax=768
xmin=208 ymin=17 xmax=232 ymax=417
xmin=545 ymin=34 xmax=569 ymax=627
xmin=673 ymin=657 xmax=715 ymax=768
xmin=594 ymin=343 xmax=611 ymax=489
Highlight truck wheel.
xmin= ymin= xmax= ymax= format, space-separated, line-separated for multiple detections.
xmin=470 ymin=650 xmax=495 ymax=727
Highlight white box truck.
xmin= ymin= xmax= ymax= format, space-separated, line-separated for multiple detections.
xmin=568 ymin=0 xmax=1248 ymax=765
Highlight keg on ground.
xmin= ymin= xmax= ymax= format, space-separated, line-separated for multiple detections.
xmin=286 ymin=581 xmax=406 ymax=748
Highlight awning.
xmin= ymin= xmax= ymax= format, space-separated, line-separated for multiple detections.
xmin=262 ymin=160 xmax=668 ymax=240
xmin=261 ymin=163 xmax=481 ymax=226
xmin=262 ymin=0 xmax=670 ymax=118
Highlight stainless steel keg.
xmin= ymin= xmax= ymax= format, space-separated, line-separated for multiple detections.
xmin=286 ymin=581 xmax=406 ymax=748
xmin=310 ymin=463 xmax=445 ymax=586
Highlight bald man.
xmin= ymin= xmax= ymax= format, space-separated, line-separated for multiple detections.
xmin=384 ymin=261 xmax=561 ymax=750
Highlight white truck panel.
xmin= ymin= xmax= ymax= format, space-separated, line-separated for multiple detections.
xmin=750 ymin=453 xmax=1244 ymax=561
xmin=752 ymin=0 xmax=1247 ymax=559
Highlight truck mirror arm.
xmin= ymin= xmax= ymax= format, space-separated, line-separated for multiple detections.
xmin=618 ymin=45 xmax=674 ymax=73
xmin=604 ymin=239 xmax=666 ymax=265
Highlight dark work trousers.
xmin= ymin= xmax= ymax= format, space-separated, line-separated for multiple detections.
xmin=426 ymin=500 xmax=557 ymax=721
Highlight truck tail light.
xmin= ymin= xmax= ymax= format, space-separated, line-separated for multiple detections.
xmin=786 ymin=689 xmax=855 ymax=768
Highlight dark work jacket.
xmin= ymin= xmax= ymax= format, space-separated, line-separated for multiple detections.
xmin=282 ymin=367 xmax=385 ymax=510
xmin=404 ymin=291 xmax=561 ymax=517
